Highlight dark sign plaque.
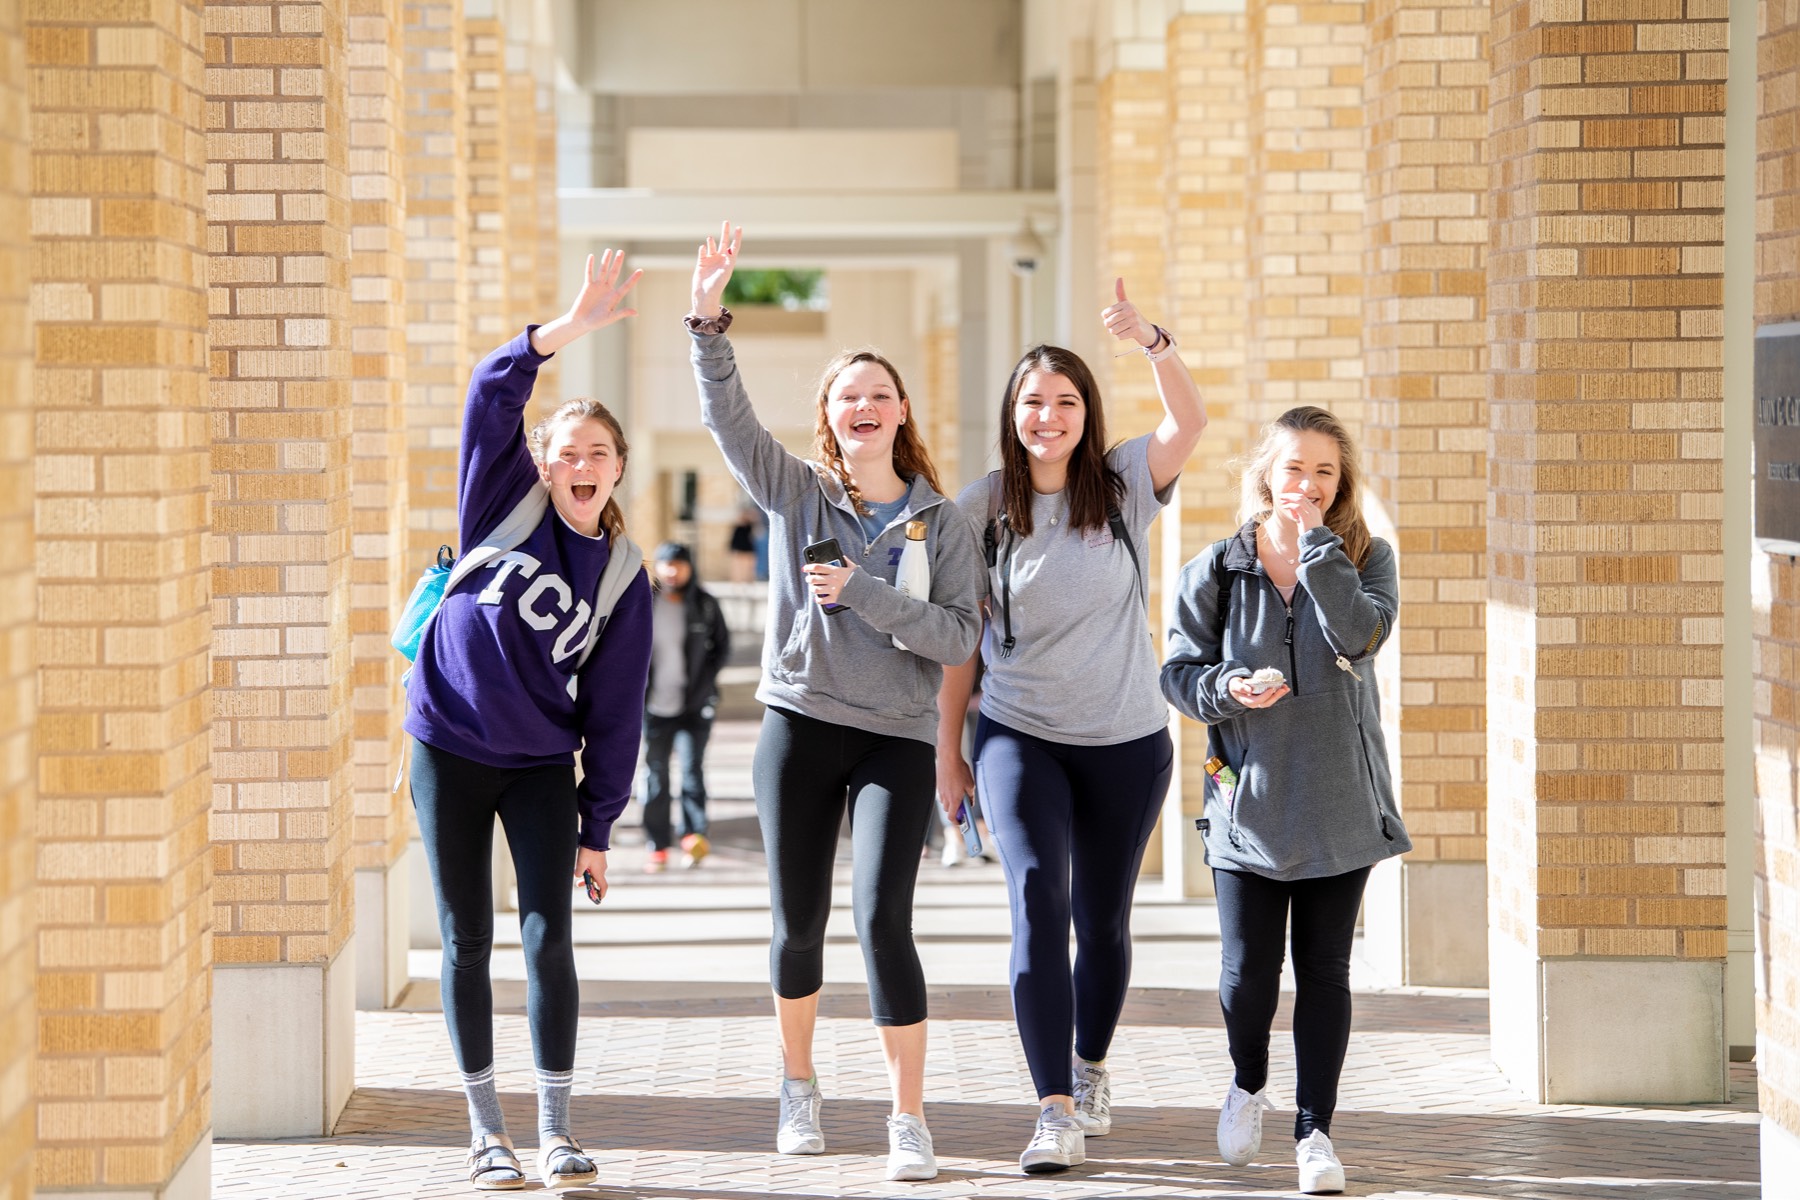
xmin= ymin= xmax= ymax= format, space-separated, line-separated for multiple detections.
xmin=1755 ymin=323 xmax=1800 ymax=555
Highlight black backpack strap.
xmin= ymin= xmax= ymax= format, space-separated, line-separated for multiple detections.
xmin=1210 ymin=537 xmax=1235 ymax=655
xmin=1108 ymin=505 xmax=1145 ymax=608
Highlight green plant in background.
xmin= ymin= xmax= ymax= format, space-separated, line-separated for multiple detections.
xmin=723 ymin=269 xmax=826 ymax=309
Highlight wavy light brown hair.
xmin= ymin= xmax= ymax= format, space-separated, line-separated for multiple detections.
xmin=998 ymin=345 xmax=1124 ymax=538
xmin=529 ymin=398 xmax=630 ymax=542
xmin=808 ymin=349 xmax=944 ymax=513
xmin=1238 ymin=405 xmax=1372 ymax=569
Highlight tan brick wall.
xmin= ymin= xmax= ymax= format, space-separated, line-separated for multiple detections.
xmin=1488 ymin=1 xmax=1727 ymax=962
xmin=1245 ymin=0 xmax=1368 ymax=435
xmin=26 ymin=0 xmax=214 ymax=1186
xmin=401 ymin=0 xmax=465 ymax=570
xmin=534 ymin=74 xmax=559 ymax=402
xmin=347 ymin=0 xmax=408 ymax=871
xmin=0 ymin=9 xmax=31 ymax=1197
xmin=1364 ymin=0 xmax=1490 ymax=863
xmin=464 ymin=15 xmax=506 ymax=357
xmin=1094 ymin=68 xmax=1169 ymax=439
xmin=1755 ymin=0 xmax=1800 ymax=1143
xmin=206 ymin=0 xmax=356 ymax=968
xmin=1163 ymin=10 xmax=1248 ymax=833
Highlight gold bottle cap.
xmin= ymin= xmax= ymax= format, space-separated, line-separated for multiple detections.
xmin=905 ymin=520 xmax=927 ymax=539
xmin=1203 ymin=756 xmax=1225 ymax=775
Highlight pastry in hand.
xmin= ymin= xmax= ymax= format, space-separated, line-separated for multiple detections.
xmin=1247 ymin=667 xmax=1286 ymax=695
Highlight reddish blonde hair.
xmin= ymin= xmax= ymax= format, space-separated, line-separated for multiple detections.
xmin=808 ymin=349 xmax=944 ymax=512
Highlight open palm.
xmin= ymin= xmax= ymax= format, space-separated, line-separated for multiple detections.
xmin=568 ymin=249 xmax=642 ymax=333
xmin=692 ymin=221 xmax=742 ymax=314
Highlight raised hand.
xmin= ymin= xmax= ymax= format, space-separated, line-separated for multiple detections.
xmin=693 ymin=220 xmax=742 ymax=317
xmin=570 ymin=249 xmax=641 ymax=332
xmin=528 ymin=250 xmax=641 ymax=356
xmin=1102 ymin=277 xmax=1158 ymax=348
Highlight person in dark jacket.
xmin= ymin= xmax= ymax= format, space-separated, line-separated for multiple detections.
xmin=1160 ymin=405 xmax=1407 ymax=1197
xmin=642 ymin=541 xmax=730 ymax=871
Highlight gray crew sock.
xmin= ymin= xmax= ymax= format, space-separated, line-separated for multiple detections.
xmin=537 ymin=1067 xmax=575 ymax=1141
xmin=461 ymin=1065 xmax=506 ymax=1139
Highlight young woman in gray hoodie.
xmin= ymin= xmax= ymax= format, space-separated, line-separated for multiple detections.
xmin=1161 ymin=406 xmax=1409 ymax=1196
xmin=686 ymin=224 xmax=985 ymax=1182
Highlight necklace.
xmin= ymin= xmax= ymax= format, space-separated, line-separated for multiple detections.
xmin=1261 ymin=523 xmax=1298 ymax=566
xmin=1039 ymin=490 xmax=1067 ymax=527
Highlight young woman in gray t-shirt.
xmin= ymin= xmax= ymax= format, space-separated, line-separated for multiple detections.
xmin=936 ymin=280 xmax=1207 ymax=1174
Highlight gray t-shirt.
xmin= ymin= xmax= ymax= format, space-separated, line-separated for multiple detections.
xmin=955 ymin=433 xmax=1174 ymax=745
xmin=647 ymin=595 xmax=687 ymax=717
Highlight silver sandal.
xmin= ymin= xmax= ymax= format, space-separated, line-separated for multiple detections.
xmin=537 ymin=1134 xmax=599 ymax=1191
xmin=467 ymin=1134 xmax=525 ymax=1191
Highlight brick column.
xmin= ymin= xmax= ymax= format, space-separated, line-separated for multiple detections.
xmin=464 ymin=8 xmax=506 ymax=359
xmin=347 ymin=0 xmax=409 ymax=1011
xmin=1754 ymin=0 xmax=1800 ymax=1174
xmin=1159 ymin=6 xmax=1248 ymax=899
xmin=1487 ymin=0 xmax=1727 ymax=1102
xmin=204 ymin=0 xmax=357 ymax=1135
xmin=0 ymin=11 xmax=31 ymax=1199
xmin=1095 ymin=35 xmax=1168 ymax=876
xmin=26 ymin=0 xmax=214 ymax=1191
xmin=1359 ymin=0 xmax=1490 ymax=986
xmin=1244 ymin=0 xmax=1367 ymax=436
xmin=399 ymin=0 xmax=464 ymax=949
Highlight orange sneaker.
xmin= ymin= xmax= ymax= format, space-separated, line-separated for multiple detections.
xmin=679 ymin=833 xmax=711 ymax=868
xmin=644 ymin=849 xmax=669 ymax=873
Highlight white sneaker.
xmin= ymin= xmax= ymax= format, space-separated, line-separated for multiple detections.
xmin=1019 ymin=1105 xmax=1085 ymax=1174
xmin=1071 ymin=1056 xmax=1111 ymax=1136
xmin=1296 ymin=1129 xmax=1345 ymax=1194
xmin=885 ymin=1113 xmax=937 ymax=1181
xmin=1216 ymin=1081 xmax=1273 ymax=1166
xmin=940 ymin=837 xmax=966 ymax=867
xmin=776 ymin=1077 xmax=824 ymax=1154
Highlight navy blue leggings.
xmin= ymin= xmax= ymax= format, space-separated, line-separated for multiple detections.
xmin=974 ymin=715 xmax=1173 ymax=1098
xmin=410 ymin=738 xmax=580 ymax=1074
xmin=1213 ymin=864 xmax=1370 ymax=1140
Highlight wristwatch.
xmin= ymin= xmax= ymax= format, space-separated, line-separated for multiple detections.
xmin=1144 ymin=325 xmax=1177 ymax=363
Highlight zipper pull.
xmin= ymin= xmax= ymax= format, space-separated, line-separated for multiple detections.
xmin=1335 ymin=654 xmax=1362 ymax=681
xmin=1284 ymin=611 xmax=1293 ymax=647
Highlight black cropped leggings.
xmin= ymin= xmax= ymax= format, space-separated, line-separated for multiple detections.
xmin=1213 ymin=864 xmax=1371 ymax=1140
xmin=410 ymin=738 xmax=581 ymax=1074
xmin=753 ymin=705 xmax=934 ymax=1026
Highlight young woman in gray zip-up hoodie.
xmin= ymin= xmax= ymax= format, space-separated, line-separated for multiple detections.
xmin=686 ymin=225 xmax=984 ymax=1182
xmin=1160 ymin=406 xmax=1409 ymax=1196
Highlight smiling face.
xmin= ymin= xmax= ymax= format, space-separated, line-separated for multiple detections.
xmin=1011 ymin=369 xmax=1086 ymax=473
xmin=824 ymin=360 xmax=908 ymax=465
xmin=1264 ymin=428 xmax=1342 ymax=515
xmin=538 ymin=416 xmax=623 ymax=537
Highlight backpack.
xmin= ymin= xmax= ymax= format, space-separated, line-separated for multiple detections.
xmin=981 ymin=470 xmax=1143 ymax=658
xmin=391 ymin=486 xmax=643 ymax=680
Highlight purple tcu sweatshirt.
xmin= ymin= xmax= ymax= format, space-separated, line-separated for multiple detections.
xmin=404 ymin=327 xmax=652 ymax=851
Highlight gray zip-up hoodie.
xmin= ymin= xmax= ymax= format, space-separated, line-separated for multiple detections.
xmin=691 ymin=331 xmax=984 ymax=744
xmin=1160 ymin=521 xmax=1410 ymax=880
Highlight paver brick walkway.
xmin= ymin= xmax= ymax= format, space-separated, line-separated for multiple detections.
xmin=215 ymin=720 xmax=1761 ymax=1198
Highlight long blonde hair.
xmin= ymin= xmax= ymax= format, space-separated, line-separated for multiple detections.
xmin=528 ymin=398 xmax=630 ymax=541
xmin=1238 ymin=406 xmax=1373 ymax=570
xmin=808 ymin=349 xmax=944 ymax=513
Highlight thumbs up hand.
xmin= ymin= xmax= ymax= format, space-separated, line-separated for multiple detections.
xmin=1101 ymin=277 xmax=1158 ymax=348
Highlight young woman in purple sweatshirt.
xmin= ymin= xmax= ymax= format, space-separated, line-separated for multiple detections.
xmin=404 ymin=250 xmax=653 ymax=1192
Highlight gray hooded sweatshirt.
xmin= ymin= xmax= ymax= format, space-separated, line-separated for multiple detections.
xmin=1160 ymin=521 xmax=1411 ymax=881
xmin=691 ymin=331 xmax=984 ymax=744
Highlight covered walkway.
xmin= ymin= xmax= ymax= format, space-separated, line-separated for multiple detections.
xmin=214 ymin=719 xmax=1759 ymax=1198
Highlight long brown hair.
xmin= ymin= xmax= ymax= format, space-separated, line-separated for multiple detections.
xmin=998 ymin=345 xmax=1124 ymax=538
xmin=1239 ymin=406 xmax=1372 ymax=569
xmin=808 ymin=349 xmax=944 ymax=513
xmin=529 ymin=398 xmax=630 ymax=542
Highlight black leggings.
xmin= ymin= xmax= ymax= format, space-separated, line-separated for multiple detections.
xmin=753 ymin=705 xmax=934 ymax=1026
xmin=410 ymin=738 xmax=581 ymax=1073
xmin=1213 ymin=864 xmax=1371 ymax=1140
xmin=974 ymin=716 xmax=1172 ymax=1098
